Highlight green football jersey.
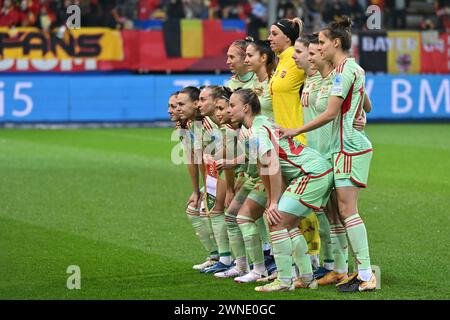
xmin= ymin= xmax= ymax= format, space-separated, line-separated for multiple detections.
xmin=311 ymin=69 xmax=336 ymax=159
xmin=183 ymin=119 xmax=203 ymax=152
xmin=329 ymin=58 xmax=372 ymax=154
xmin=202 ymin=116 xmax=221 ymax=156
xmin=226 ymin=72 xmax=258 ymax=91
xmin=254 ymin=79 xmax=274 ymax=120
xmin=220 ymin=123 xmax=236 ymax=153
xmin=237 ymin=125 xmax=259 ymax=179
xmin=250 ymin=115 xmax=331 ymax=182
xmin=301 ymin=71 xmax=322 ymax=150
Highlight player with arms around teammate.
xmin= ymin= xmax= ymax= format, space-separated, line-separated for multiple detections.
xmin=293 ymin=34 xmax=336 ymax=278
xmin=281 ymin=17 xmax=377 ymax=292
xmin=212 ymin=87 xmax=268 ymax=281
xmin=269 ymin=18 xmax=323 ymax=264
xmin=228 ymin=89 xmax=334 ymax=292
xmin=225 ymin=38 xmax=276 ymax=277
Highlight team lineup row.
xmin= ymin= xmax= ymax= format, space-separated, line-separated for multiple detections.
xmin=167 ymin=15 xmax=376 ymax=293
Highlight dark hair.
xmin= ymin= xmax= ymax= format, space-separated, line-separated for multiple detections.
xmin=321 ymin=16 xmax=352 ymax=51
xmin=248 ymin=40 xmax=276 ymax=77
xmin=230 ymin=36 xmax=254 ymax=58
xmin=273 ymin=18 xmax=304 ymax=45
xmin=233 ymin=88 xmax=261 ymax=114
xmin=203 ymin=85 xmax=221 ymax=100
xmin=296 ymin=33 xmax=319 ymax=47
xmin=170 ymin=91 xmax=179 ymax=98
xmin=200 ymin=85 xmax=234 ymax=103
xmin=179 ymin=86 xmax=200 ymax=102
xmin=218 ymin=86 xmax=233 ymax=101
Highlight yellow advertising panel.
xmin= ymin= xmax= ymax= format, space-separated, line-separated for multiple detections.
xmin=0 ymin=27 xmax=123 ymax=60
xmin=387 ymin=31 xmax=421 ymax=74
xmin=181 ymin=19 xmax=203 ymax=58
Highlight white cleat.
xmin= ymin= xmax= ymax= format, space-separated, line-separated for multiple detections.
xmin=193 ymin=257 xmax=218 ymax=270
xmin=215 ymin=266 xmax=248 ymax=279
xmin=234 ymin=270 xmax=268 ymax=283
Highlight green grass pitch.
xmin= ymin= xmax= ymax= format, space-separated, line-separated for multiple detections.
xmin=0 ymin=124 xmax=449 ymax=300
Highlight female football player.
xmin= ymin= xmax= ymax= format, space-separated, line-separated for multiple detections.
xmin=228 ymin=89 xmax=334 ymax=292
xmin=281 ymin=17 xmax=377 ymax=292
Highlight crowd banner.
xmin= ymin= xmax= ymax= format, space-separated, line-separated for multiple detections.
xmin=358 ymin=31 xmax=388 ymax=73
xmin=387 ymin=31 xmax=421 ymax=74
xmin=420 ymin=31 xmax=450 ymax=74
xmin=181 ymin=19 xmax=203 ymax=58
xmin=0 ymin=26 xmax=449 ymax=73
xmin=0 ymin=27 xmax=123 ymax=60
xmin=162 ymin=19 xmax=181 ymax=58
xmin=0 ymin=75 xmax=448 ymax=123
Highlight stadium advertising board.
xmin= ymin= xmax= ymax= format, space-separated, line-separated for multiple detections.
xmin=0 ymin=23 xmax=246 ymax=72
xmin=0 ymin=75 xmax=448 ymax=123
xmin=0 ymin=27 xmax=123 ymax=72
xmin=420 ymin=32 xmax=450 ymax=74
xmin=0 ymin=27 xmax=449 ymax=73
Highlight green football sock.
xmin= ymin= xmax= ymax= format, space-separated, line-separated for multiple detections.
xmin=344 ymin=214 xmax=372 ymax=281
xmin=200 ymin=212 xmax=218 ymax=257
xmin=225 ymin=211 xmax=246 ymax=260
xmin=256 ymin=216 xmax=270 ymax=250
xmin=330 ymin=222 xmax=348 ymax=274
xmin=316 ymin=211 xmax=334 ymax=268
xmin=288 ymin=228 xmax=313 ymax=277
xmin=186 ymin=207 xmax=217 ymax=255
xmin=210 ymin=212 xmax=232 ymax=264
xmin=270 ymin=229 xmax=293 ymax=282
xmin=237 ymin=215 xmax=264 ymax=266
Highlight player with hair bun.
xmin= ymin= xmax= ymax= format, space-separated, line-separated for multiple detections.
xmin=281 ymin=16 xmax=377 ymax=293
xmin=212 ymin=86 xmax=271 ymax=283
xmin=268 ymin=17 xmax=322 ymax=276
xmin=227 ymin=88 xmax=334 ymax=292
xmin=293 ymin=34 xmax=336 ymax=279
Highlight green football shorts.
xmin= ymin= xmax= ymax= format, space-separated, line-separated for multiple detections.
xmin=278 ymin=171 xmax=333 ymax=217
xmin=332 ymin=150 xmax=372 ymax=188
xmin=234 ymin=177 xmax=267 ymax=207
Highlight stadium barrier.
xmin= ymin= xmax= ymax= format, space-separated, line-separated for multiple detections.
xmin=0 ymin=27 xmax=448 ymax=73
xmin=0 ymin=74 xmax=448 ymax=123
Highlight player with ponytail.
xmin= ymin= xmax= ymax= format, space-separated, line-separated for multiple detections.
xmin=281 ymin=16 xmax=377 ymax=293
xmin=269 ymin=18 xmax=322 ymax=274
xmin=228 ymin=88 xmax=333 ymax=292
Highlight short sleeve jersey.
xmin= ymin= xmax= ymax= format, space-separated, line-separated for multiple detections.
xmin=329 ymin=58 xmax=372 ymax=154
xmin=227 ymin=73 xmax=258 ymax=174
xmin=301 ymin=71 xmax=322 ymax=151
xmin=180 ymin=119 xmax=203 ymax=157
xmin=227 ymin=72 xmax=258 ymax=91
xmin=269 ymin=46 xmax=306 ymax=144
xmin=310 ymin=69 xmax=336 ymax=160
xmin=236 ymin=125 xmax=259 ymax=178
xmin=254 ymin=79 xmax=274 ymax=120
xmin=250 ymin=115 xmax=332 ymax=182
xmin=202 ymin=116 xmax=221 ymax=156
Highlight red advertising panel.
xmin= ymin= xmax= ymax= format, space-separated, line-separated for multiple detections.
xmin=420 ymin=32 xmax=450 ymax=74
